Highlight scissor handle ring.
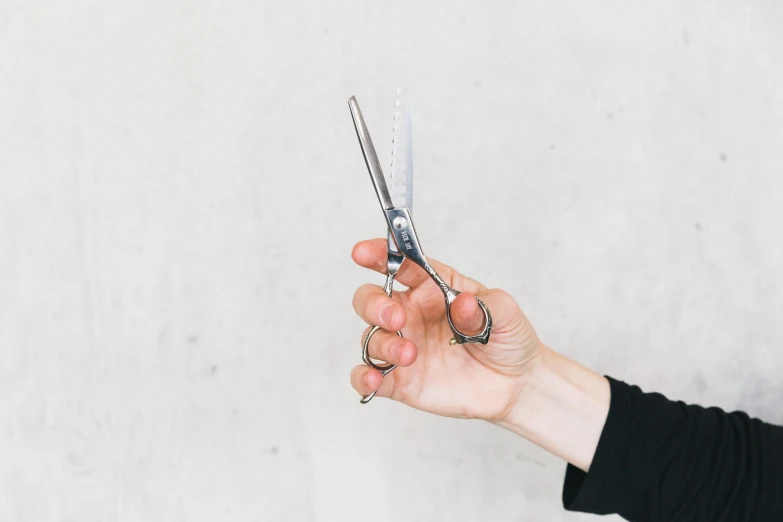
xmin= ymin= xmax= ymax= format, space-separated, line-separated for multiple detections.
xmin=362 ymin=325 xmax=401 ymax=373
xmin=360 ymin=325 xmax=402 ymax=404
xmin=444 ymin=289 xmax=493 ymax=345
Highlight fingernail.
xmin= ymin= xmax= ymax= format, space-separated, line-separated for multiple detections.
xmin=392 ymin=342 xmax=403 ymax=360
xmin=381 ymin=306 xmax=395 ymax=327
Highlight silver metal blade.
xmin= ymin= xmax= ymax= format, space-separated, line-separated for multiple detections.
xmin=348 ymin=96 xmax=394 ymax=210
xmin=389 ymin=87 xmax=413 ymax=213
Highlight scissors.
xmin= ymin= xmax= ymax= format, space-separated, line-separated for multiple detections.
xmin=348 ymin=88 xmax=492 ymax=403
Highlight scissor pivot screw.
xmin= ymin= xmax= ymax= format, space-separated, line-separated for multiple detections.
xmin=392 ymin=216 xmax=408 ymax=230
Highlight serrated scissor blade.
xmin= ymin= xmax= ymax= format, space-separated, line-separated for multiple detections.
xmin=386 ymin=87 xmax=413 ymax=256
xmin=389 ymin=87 xmax=413 ymax=213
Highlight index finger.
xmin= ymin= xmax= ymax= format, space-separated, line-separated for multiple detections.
xmin=351 ymin=239 xmax=430 ymax=288
xmin=351 ymin=238 xmax=484 ymax=293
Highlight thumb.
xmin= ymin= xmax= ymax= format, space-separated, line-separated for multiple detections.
xmin=450 ymin=292 xmax=486 ymax=336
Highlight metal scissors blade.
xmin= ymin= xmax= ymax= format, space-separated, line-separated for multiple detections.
xmin=387 ymin=87 xmax=414 ymax=255
xmin=348 ymin=96 xmax=394 ymax=211
xmin=389 ymin=87 xmax=413 ymax=213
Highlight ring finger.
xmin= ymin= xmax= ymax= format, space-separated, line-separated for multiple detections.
xmin=362 ymin=326 xmax=417 ymax=367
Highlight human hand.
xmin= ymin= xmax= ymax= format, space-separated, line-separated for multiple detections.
xmin=350 ymin=238 xmax=543 ymax=422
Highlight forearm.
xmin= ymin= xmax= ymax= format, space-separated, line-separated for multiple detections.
xmin=493 ymin=345 xmax=610 ymax=472
xmin=497 ymin=346 xmax=783 ymax=520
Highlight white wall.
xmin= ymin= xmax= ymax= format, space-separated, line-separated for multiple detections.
xmin=2 ymin=1 xmax=782 ymax=520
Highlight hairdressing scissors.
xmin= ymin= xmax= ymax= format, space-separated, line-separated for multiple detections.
xmin=348 ymin=88 xmax=492 ymax=403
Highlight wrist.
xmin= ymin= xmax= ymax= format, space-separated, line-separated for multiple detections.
xmin=493 ymin=345 xmax=611 ymax=472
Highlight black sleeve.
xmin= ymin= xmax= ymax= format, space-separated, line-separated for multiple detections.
xmin=562 ymin=376 xmax=783 ymax=521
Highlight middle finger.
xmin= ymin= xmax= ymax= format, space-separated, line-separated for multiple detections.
xmin=352 ymin=283 xmax=406 ymax=332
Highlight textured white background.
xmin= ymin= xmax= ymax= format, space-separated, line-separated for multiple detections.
xmin=2 ymin=1 xmax=783 ymax=521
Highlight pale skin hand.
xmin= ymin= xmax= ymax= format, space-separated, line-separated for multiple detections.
xmin=351 ymin=238 xmax=611 ymax=471
xmin=350 ymin=238 xmax=542 ymax=421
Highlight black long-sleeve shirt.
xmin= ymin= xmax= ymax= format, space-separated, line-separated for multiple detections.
xmin=562 ymin=377 xmax=783 ymax=521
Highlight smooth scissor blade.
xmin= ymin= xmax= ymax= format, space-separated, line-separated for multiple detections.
xmin=390 ymin=87 xmax=414 ymax=213
xmin=348 ymin=96 xmax=394 ymax=210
